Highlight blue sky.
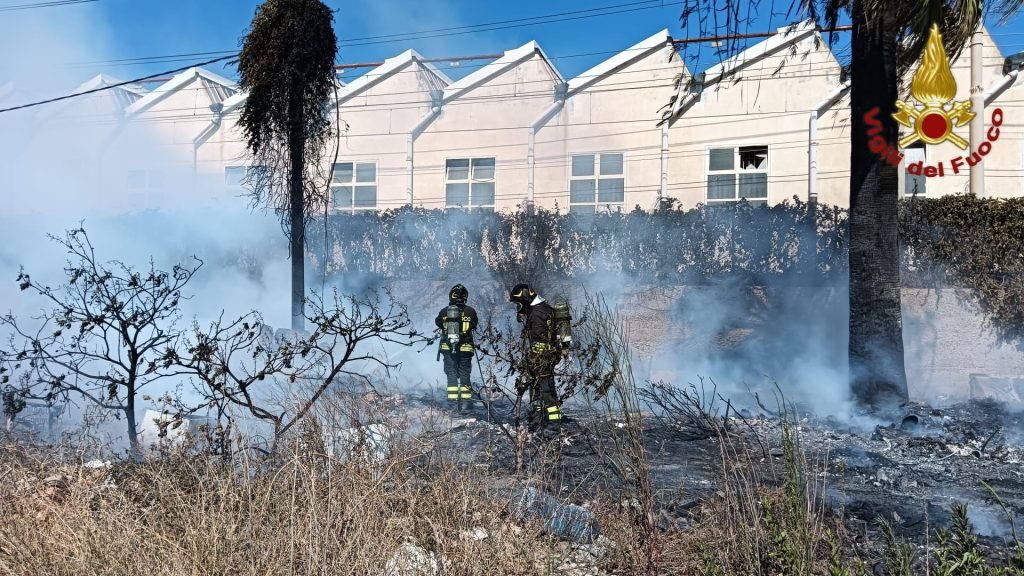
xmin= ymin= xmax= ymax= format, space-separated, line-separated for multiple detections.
xmin=4 ymin=0 xmax=1024 ymax=94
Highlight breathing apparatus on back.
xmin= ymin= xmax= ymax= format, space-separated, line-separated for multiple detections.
xmin=439 ymin=284 xmax=469 ymax=356
xmin=444 ymin=304 xmax=461 ymax=353
xmin=552 ymin=301 xmax=573 ymax=350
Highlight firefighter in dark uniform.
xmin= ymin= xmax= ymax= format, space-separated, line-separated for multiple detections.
xmin=508 ymin=283 xmax=563 ymax=430
xmin=435 ymin=284 xmax=478 ymax=402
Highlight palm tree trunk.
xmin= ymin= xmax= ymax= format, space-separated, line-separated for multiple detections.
xmin=289 ymin=94 xmax=306 ymax=332
xmin=848 ymin=0 xmax=909 ymax=407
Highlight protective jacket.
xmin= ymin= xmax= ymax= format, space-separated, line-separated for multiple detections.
xmin=522 ymin=300 xmax=556 ymax=352
xmin=435 ymin=304 xmax=479 ymax=354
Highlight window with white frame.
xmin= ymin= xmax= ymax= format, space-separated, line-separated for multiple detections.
xmin=706 ymin=145 xmax=768 ymax=205
xmin=569 ymin=153 xmax=625 ymax=213
xmin=903 ymin=144 xmax=926 ymax=197
xmin=331 ymin=162 xmax=377 ymax=211
xmin=445 ymin=157 xmax=495 ymax=209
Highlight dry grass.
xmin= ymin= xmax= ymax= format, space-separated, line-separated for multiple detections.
xmin=0 ymin=384 xmax=863 ymax=576
xmin=0 ymin=436 xmax=563 ymax=576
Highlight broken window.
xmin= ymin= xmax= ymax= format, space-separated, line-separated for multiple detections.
xmin=569 ymin=152 xmax=625 ymax=214
xmin=331 ymin=161 xmax=378 ymax=212
xmin=739 ymin=145 xmax=768 ymax=170
xmin=445 ymin=157 xmax=495 ymax=209
xmin=706 ymin=146 xmax=768 ymax=205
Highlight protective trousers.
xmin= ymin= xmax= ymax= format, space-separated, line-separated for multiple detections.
xmin=524 ymin=348 xmax=562 ymax=429
xmin=443 ymin=352 xmax=473 ymax=401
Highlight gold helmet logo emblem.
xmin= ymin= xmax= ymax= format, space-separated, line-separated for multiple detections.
xmin=894 ymin=24 xmax=975 ymax=149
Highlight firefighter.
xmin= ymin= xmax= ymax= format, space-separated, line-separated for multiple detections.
xmin=435 ymin=284 xmax=478 ymax=403
xmin=508 ymin=283 xmax=563 ymax=431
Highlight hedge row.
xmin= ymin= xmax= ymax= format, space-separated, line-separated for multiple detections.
xmin=309 ymin=198 xmax=848 ymax=285
xmin=307 ymin=195 xmax=1022 ymax=343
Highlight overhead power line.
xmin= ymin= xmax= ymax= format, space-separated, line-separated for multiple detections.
xmin=69 ymin=0 xmax=681 ymax=68
xmin=341 ymin=0 xmax=670 ymax=43
xmin=672 ymin=25 xmax=853 ymax=44
xmin=0 ymin=0 xmax=96 ymax=12
xmin=336 ymin=1 xmax=686 ymax=48
xmin=0 ymin=54 xmax=235 ymax=114
xmin=1 ymin=22 xmax=857 ymax=115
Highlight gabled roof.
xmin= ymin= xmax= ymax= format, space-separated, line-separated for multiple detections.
xmin=701 ymin=19 xmax=818 ymax=86
xmin=663 ymin=19 xmax=819 ymax=124
xmin=442 ymin=40 xmax=564 ymax=103
xmin=334 ymin=49 xmax=451 ymax=107
xmin=220 ymin=90 xmax=248 ymax=116
xmin=37 ymin=74 xmax=149 ymax=120
xmin=222 ymin=49 xmax=451 ymax=116
xmin=126 ymin=67 xmax=237 ymax=116
xmin=568 ymin=29 xmax=674 ymax=95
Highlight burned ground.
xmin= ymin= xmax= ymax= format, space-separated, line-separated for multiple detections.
xmin=384 ymin=386 xmax=1024 ymax=558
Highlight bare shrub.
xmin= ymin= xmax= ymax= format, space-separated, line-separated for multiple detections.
xmin=1 ymin=228 xmax=200 ymax=458
xmin=175 ymin=288 xmax=423 ymax=452
xmin=639 ymin=378 xmax=733 ymax=441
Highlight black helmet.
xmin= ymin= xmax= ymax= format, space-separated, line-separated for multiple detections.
xmin=449 ymin=283 xmax=468 ymax=304
xmin=509 ymin=283 xmax=536 ymax=311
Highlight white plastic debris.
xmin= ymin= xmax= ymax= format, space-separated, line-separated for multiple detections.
xmin=384 ymin=543 xmax=440 ymax=576
xmin=448 ymin=418 xmax=476 ymax=431
xmin=460 ymin=527 xmax=488 ymax=541
xmin=83 ymin=459 xmax=111 ymax=469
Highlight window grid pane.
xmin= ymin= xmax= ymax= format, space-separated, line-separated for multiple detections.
xmin=597 ymin=178 xmax=625 ymax=203
xmin=355 ymin=163 xmax=376 ymax=183
xmin=354 ymin=186 xmax=376 ymax=208
xmin=446 ymin=158 xmax=470 ymax=181
xmin=332 ymin=186 xmax=353 ymax=208
xmin=709 ymin=148 xmax=734 ymax=171
xmin=471 ymin=158 xmax=495 ymax=181
xmin=570 ymin=179 xmax=596 ymax=205
xmin=599 ymin=153 xmax=623 ymax=176
xmin=332 ymin=163 xmax=354 ymax=184
xmin=739 ymin=146 xmax=768 ymax=170
xmin=471 ymin=182 xmax=495 ymax=206
xmin=738 ymin=173 xmax=767 ymax=199
xmin=707 ymin=174 xmax=736 ymax=200
xmin=446 ymin=183 xmax=470 ymax=207
xmin=571 ymin=155 xmax=595 ymax=177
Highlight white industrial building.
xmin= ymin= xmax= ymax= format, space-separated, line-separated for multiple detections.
xmin=4 ymin=20 xmax=1023 ymax=216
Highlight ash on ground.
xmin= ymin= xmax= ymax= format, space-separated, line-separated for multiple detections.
xmin=352 ymin=388 xmax=1024 ymax=545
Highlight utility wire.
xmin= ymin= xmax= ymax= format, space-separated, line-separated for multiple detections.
xmin=0 ymin=0 xmax=96 ymax=12
xmin=67 ymin=0 xmax=681 ymax=68
xmin=0 ymin=54 xmax=236 ymax=114
xmin=341 ymin=0 xmax=670 ymax=42
xmin=337 ymin=1 xmax=686 ymax=48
